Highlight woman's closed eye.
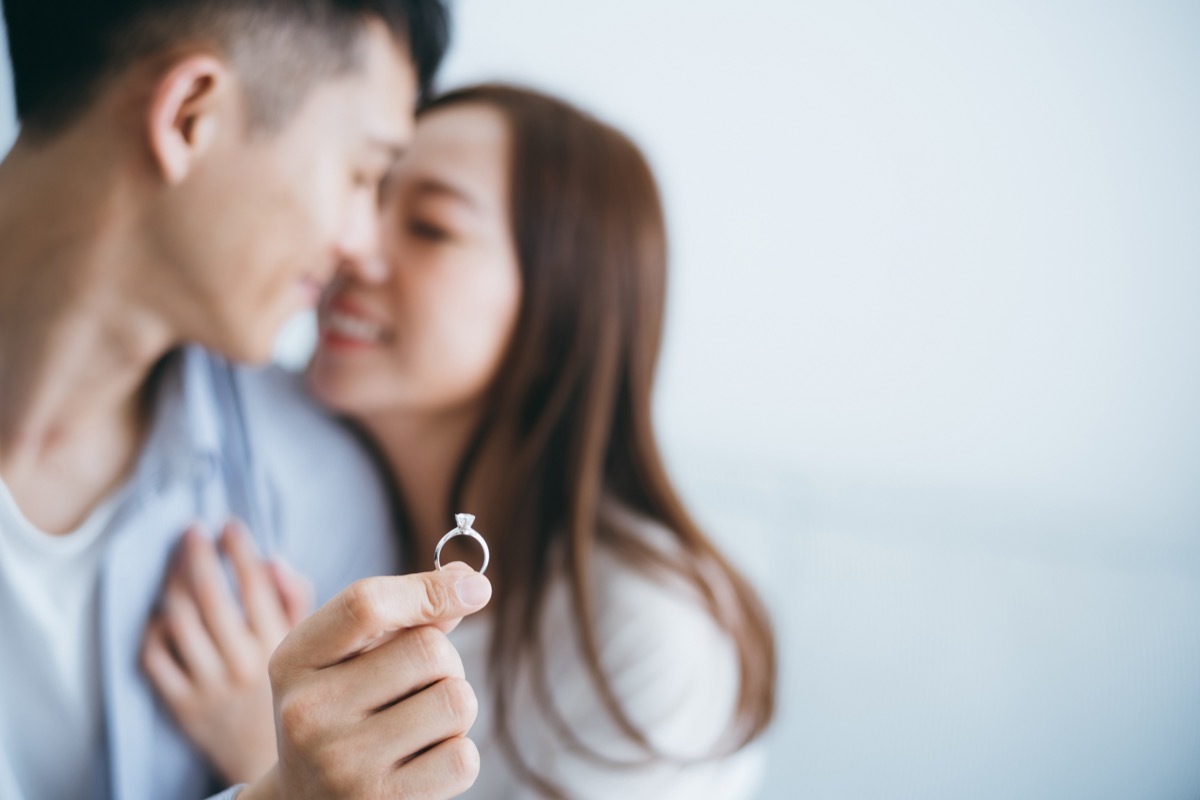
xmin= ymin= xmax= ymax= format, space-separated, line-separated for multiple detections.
xmin=409 ymin=218 xmax=452 ymax=242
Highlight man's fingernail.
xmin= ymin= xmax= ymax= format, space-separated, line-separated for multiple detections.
xmin=456 ymin=574 xmax=492 ymax=607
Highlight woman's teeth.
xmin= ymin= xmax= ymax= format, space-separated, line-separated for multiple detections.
xmin=327 ymin=311 xmax=384 ymax=343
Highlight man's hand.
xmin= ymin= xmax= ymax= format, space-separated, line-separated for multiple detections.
xmin=239 ymin=562 xmax=492 ymax=800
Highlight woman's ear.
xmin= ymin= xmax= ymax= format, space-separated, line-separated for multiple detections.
xmin=146 ymin=54 xmax=229 ymax=185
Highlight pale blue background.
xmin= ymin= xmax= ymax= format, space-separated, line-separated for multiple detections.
xmin=4 ymin=2 xmax=1200 ymax=798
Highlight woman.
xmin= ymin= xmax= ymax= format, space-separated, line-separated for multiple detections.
xmin=143 ymin=84 xmax=776 ymax=798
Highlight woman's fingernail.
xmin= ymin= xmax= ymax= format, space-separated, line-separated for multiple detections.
xmin=456 ymin=574 xmax=492 ymax=607
xmin=226 ymin=519 xmax=260 ymax=555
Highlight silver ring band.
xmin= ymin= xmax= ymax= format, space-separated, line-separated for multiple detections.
xmin=434 ymin=513 xmax=490 ymax=575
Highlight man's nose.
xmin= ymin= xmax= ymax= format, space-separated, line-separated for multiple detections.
xmin=336 ymin=196 xmax=389 ymax=283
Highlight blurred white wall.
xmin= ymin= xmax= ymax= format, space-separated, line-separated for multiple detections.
xmin=434 ymin=3 xmax=1200 ymax=798
xmin=3 ymin=2 xmax=1199 ymax=798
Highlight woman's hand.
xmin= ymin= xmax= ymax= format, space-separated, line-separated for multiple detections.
xmin=141 ymin=522 xmax=313 ymax=786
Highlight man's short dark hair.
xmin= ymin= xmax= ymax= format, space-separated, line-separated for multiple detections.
xmin=2 ymin=0 xmax=450 ymax=139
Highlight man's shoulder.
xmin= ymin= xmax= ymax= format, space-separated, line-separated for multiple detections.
xmin=233 ymin=362 xmax=348 ymax=447
xmin=228 ymin=357 xmax=380 ymax=493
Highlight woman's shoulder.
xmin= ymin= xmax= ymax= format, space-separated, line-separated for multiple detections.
xmin=535 ymin=500 xmax=745 ymax=759
xmin=589 ymin=501 xmax=721 ymax=642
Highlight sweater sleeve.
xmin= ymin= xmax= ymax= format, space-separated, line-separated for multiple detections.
xmin=501 ymin=548 xmax=766 ymax=800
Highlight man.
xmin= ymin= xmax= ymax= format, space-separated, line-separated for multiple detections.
xmin=0 ymin=1 xmax=489 ymax=798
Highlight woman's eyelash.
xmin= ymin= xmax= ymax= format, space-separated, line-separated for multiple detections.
xmin=409 ymin=220 xmax=449 ymax=241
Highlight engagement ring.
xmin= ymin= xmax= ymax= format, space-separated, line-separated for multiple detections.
xmin=434 ymin=513 xmax=490 ymax=575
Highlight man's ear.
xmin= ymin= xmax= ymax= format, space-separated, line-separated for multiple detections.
xmin=147 ymin=55 xmax=230 ymax=185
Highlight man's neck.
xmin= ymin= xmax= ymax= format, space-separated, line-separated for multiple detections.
xmin=0 ymin=135 xmax=177 ymax=534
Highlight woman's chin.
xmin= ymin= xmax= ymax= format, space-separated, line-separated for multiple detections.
xmin=304 ymin=358 xmax=357 ymax=414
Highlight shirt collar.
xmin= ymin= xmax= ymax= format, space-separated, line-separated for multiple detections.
xmin=134 ymin=347 xmax=225 ymax=492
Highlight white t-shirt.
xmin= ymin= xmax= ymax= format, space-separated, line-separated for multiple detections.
xmin=0 ymin=479 xmax=128 ymax=800
xmin=449 ymin=507 xmax=766 ymax=799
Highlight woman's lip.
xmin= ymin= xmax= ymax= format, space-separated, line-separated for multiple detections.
xmin=318 ymin=327 xmax=380 ymax=351
xmin=319 ymin=297 xmax=390 ymax=348
xmin=324 ymin=295 xmax=377 ymax=321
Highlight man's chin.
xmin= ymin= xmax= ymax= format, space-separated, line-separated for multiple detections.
xmin=199 ymin=328 xmax=278 ymax=367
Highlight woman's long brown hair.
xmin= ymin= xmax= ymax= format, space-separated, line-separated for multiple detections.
xmin=419 ymin=84 xmax=776 ymax=797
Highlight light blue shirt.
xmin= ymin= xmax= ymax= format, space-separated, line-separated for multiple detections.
xmin=3 ymin=347 xmax=397 ymax=799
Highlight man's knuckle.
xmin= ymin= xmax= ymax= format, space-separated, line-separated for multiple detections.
xmin=421 ymin=576 xmax=455 ymax=618
xmin=267 ymin=646 xmax=291 ymax=687
xmin=342 ymin=578 xmax=387 ymax=628
xmin=407 ymin=625 xmax=450 ymax=668
xmin=277 ymin=689 xmax=318 ymax=743
xmin=441 ymin=677 xmax=478 ymax=731
xmin=445 ymin=736 xmax=481 ymax=787
xmin=320 ymin=740 xmax=358 ymax=790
